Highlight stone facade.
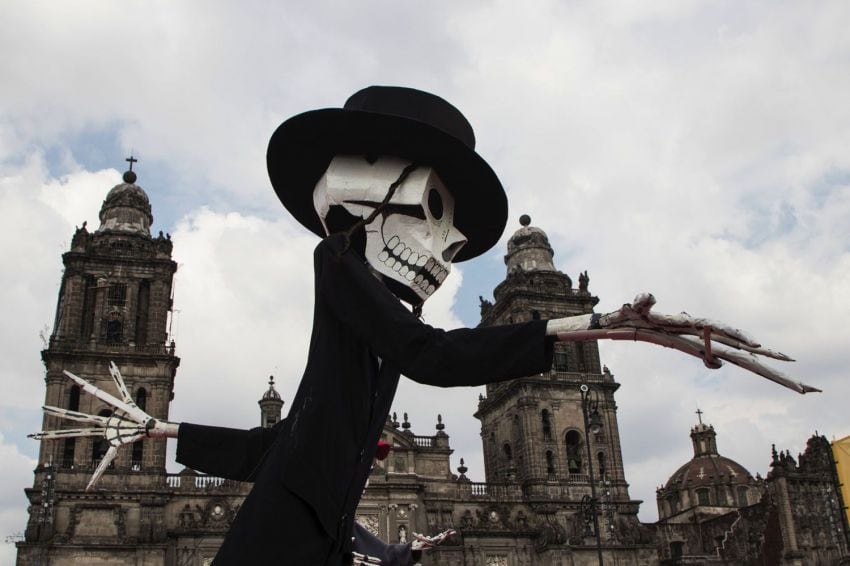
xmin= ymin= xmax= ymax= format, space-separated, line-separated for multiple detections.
xmin=18 ymin=170 xmax=181 ymax=565
xmin=17 ymin=174 xmax=849 ymax=565
xmin=654 ymin=427 xmax=850 ymax=564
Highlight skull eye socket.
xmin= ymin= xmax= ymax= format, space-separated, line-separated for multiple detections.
xmin=428 ymin=188 xmax=443 ymax=220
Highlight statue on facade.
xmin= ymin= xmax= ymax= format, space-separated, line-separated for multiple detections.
xmin=31 ymin=86 xmax=816 ymax=565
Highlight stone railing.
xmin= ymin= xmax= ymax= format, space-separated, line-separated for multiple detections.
xmin=412 ymin=435 xmax=436 ymax=448
xmin=464 ymin=482 xmax=524 ymax=499
xmin=165 ymin=474 xmax=246 ymax=491
xmin=47 ymin=337 xmax=176 ymax=356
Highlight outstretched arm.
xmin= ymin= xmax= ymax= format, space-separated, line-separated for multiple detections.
xmin=351 ymin=523 xmax=455 ymax=565
xmin=29 ymin=362 xmax=283 ymax=488
xmin=546 ymin=293 xmax=819 ymax=394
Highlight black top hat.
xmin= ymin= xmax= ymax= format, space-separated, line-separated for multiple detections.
xmin=267 ymin=86 xmax=507 ymax=262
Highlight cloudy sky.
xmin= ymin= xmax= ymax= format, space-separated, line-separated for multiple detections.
xmin=2 ymin=0 xmax=849 ymax=559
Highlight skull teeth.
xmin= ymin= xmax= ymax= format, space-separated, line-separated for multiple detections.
xmin=379 ymin=234 xmax=450 ymax=298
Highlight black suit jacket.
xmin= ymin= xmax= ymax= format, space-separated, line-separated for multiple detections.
xmin=179 ymin=234 xmax=552 ymax=564
xmin=177 ymin=421 xmax=421 ymax=565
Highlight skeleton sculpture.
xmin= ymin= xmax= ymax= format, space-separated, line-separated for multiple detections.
xmin=31 ymin=155 xmax=818 ymax=488
xmin=30 ymin=86 xmax=819 ymax=564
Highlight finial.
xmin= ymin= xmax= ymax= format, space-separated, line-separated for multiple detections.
xmin=392 ymin=412 xmax=400 ymax=428
xmin=123 ymin=155 xmax=138 ymax=184
xmin=402 ymin=412 xmax=411 ymax=430
xmin=436 ymin=414 xmax=445 ymax=431
xmin=519 ymin=214 xmax=531 ymax=227
xmin=269 ymin=375 xmax=275 ymax=387
xmin=695 ymin=407 xmax=704 ymax=425
xmin=457 ymin=457 xmax=468 ymax=476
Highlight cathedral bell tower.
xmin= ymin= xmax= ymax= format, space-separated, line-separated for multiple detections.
xmin=19 ymin=160 xmax=180 ymax=563
xmin=474 ymin=215 xmax=641 ymax=542
xmin=258 ymin=376 xmax=285 ymax=428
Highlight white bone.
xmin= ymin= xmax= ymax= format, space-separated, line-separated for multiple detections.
xmin=411 ymin=528 xmax=455 ymax=550
xmin=28 ymin=428 xmax=107 ymax=440
xmin=42 ymin=405 xmax=111 ymax=425
xmin=549 ymin=293 xmax=816 ymax=394
xmin=108 ymin=361 xmax=136 ymax=405
xmin=87 ymin=445 xmax=118 ymax=491
xmin=62 ymin=369 xmax=150 ymax=424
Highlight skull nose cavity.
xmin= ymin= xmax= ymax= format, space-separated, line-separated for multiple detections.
xmin=442 ymin=240 xmax=467 ymax=262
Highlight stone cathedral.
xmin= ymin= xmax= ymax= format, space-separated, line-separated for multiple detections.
xmin=17 ymin=166 xmax=849 ymax=565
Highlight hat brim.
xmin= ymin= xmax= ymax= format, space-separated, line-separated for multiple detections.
xmin=267 ymin=108 xmax=507 ymax=262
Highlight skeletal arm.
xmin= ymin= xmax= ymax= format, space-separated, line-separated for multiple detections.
xmin=29 ymin=362 xmax=180 ymax=490
xmin=546 ymin=292 xmax=819 ymax=395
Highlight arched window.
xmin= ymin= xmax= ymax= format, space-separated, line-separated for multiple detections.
xmin=135 ymin=388 xmax=147 ymax=411
xmin=92 ymin=409 xmax=114 ymax=467
xmin=667 ymin=493 xmax=678 ymax=515
xmin=545 ymin=450 xmax=556 ymax=475
xmin=68 ymin=385 xmax=80 ymax=412
xmin=565 ymin=430 xmax=583 ymax=473
xmin=553 ymin=350 xmax=568 ymax=371
xmin=670 ymin=541 xmax=684 ymax=559
xmin=131 ymin=441 xmax=143 ymax=470
xmin=737 ymin=486 xmax=749 ymax=507
xmin=134 ymin=280 xmax=150 ymax=345
xmin=541 ymin=410 xmax=552 ymax=441
xmin=62 ymin=438 xmax=76 ymax=469
xmin=575 ymin=343 xmax=587 ymax=371
xmin=597 ymin=451 xmax=607 ymax=478
xmin=696 ymin=488 xmax=711 ymax=506
xmin=502 ymin=442 xmax=515 ymax=480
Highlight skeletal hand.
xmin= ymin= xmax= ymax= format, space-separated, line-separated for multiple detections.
xmin=410 ymin=529 xmax=455 ymax=551
xmin=28 ymin=362 xmax=178 ymax=490
xmin=547 ymin=293 xmax=819 ymax=395
xmin=352 ymin=551 xmax=382 ymax=565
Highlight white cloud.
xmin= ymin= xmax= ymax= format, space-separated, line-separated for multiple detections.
xmin=0 ymin=432 xmax=37 ymax=564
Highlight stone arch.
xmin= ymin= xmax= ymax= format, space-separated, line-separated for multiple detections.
xmin=135 ymin=387 xmax=147 ymax=411
xmin=67 ymin=385 xmax=80 ymax=412
xmin=541 ymin=409 xmax=553 ymax=441
xmin=564 ymin=429 xmax=583 ymax=474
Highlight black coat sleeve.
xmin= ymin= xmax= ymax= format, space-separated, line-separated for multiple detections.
xmin=175 ymin=420 xmax=284 ymax=482
xmin=317 ymin=235 xmax=554 ymax=387
xmin=352 ymin=523 xmax=421 ymax=565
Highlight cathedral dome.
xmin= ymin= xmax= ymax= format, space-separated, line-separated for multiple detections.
xmin=261 ymin=379 xmax=282 ymax=401
xmin=657 ymin=418 xmax=760 ymax=521
xmin=663 ymin=450 xmax=753 ymax=492
xmin=96 ymin=169 xmax=153 ymax=235
xmin=504 ymin=214 xmax=556 ymax=274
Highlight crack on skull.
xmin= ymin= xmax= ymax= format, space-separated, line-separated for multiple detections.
xmin=377 ymin=235 xmax=447 ymax=297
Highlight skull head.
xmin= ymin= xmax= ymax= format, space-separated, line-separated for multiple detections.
xmin=314 ymin=155 xmax=467 ymax=305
